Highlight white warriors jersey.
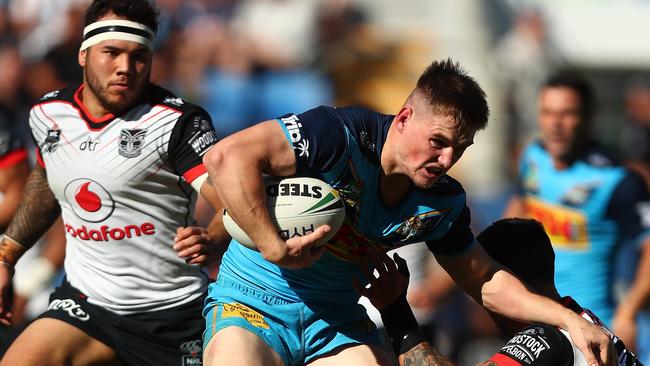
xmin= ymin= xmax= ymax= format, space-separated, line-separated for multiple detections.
xmin=559 ymin=302 xmax=642 ymax=366
xmin=29 ymin=84 xmax=219 ymax=314
xmin=492 ymin=297 xmax=642 ymax=365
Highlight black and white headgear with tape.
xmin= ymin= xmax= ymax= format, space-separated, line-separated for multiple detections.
xmin=80 ymin=19 xmax=155 ymax=51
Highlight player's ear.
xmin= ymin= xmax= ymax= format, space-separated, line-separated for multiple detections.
xmin=78 ymin=49 xmax=87 ymax=67
xmin=395 ymin=106 xmax=412 ymax=132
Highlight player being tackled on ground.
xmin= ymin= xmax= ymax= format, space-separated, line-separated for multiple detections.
xmin=202 ymin=59 xmax=612 ymax=366
xmin=0 ymin=1 xmax=228 ymax=365
xmin=360 ymin=218 xmax=642 ymax=366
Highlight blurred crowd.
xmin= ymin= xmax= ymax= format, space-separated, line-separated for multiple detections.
xmin=0 ymin=0 xmax=432 ymax=141
xmin=1 ymin=0 xmax=650 ymax=365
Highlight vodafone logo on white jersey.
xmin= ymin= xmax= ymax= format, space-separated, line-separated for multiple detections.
xmin=63 ymin=178 xmax=157 ymax=242
xmin=64 ymin=178 xmax=115 ymax=223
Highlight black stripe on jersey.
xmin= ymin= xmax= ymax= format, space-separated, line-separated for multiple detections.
xmin=176 ymin=174 xmax=194 ymax=227
xmin=84 ymin=26 xmax=153 ymax=41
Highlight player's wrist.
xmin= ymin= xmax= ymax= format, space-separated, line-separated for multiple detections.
xmin=393 ymin=329 xmax=428 ymax=355
xmin=259 ymin=239 xmax=289 ymax=264
xmin=559 ymin=307 xmax=589 ymax=331
xmin=0 ymin=235 xmax=27 ymax=267
xmin=379 ymin=292 xmax=419 ymax=344
xmin=0 ymin=260 xmax=14 ymax=275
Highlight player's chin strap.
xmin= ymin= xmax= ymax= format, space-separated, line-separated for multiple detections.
xmin=80 ymin=19 xmax=155 ymax=51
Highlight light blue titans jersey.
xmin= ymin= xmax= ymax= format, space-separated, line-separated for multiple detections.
xmin=518 ymin=140 xmax=650 ymax=324
xmin=218 ymin=106 xmax=475 ymax=304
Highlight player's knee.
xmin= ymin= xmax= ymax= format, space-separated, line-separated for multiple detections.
xmin=205 ymin=327 xmax=283 ymax=366
xmin=1 ymin=336 xmax=68 ymax=366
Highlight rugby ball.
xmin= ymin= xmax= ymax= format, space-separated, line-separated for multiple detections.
xmin=223 ymin=176 xmax=346 ymax=249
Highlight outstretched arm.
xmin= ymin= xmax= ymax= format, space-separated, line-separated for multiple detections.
xmin=436 ymin=243 xmax=611 ymax=366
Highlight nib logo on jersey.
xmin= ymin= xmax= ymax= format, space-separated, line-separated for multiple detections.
xmin=63 ymin=178 xmax=156 ymax=242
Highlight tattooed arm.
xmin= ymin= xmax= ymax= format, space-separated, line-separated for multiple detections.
xmin=4 ymin=165 xmax=61 ymax=247
xmin=0 ymin=165 xmax=61 ymax=325
xmin=400 ymin=342 xmax=455 ymax=366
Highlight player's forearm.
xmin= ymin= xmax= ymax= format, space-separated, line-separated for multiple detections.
xmin=481 ymin=269 xmax=574 ymax=328
xmin=206 ymin=209 xmax=230 ymax=246
xmin=399 ymin=342 xmax=454 ymax=366
xmin=2 ymin=166 xmax=61 ymax=264
xmin=201 ymin=178 xmax=232 ymax=247
xmin=203 ymin=143 xmax=286 ymax=261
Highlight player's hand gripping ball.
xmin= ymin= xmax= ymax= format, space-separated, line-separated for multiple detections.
xmin=223 ymin=177 xmax=346 ymax=249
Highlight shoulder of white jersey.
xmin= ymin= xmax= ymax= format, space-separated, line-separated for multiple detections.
xmin=146 ymin=84 xmax=208 ymax=117
xmin=34 ymin=85 xmax=78 ymax=105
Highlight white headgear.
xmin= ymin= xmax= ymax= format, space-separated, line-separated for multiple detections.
xmin=80 ymin=19 xmax=155 ymax=51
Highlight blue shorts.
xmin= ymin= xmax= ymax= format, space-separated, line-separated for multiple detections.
xmin=203 ymin=275 xmax=381 ymax=366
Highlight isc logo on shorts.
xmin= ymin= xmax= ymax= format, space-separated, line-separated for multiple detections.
xmin=180 ymin=339 xmax=202 ymax=366
xmin=48 ymin=298 xmax=90 ymax=321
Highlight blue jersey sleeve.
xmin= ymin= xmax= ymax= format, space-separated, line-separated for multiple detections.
xmin=425 ymin=205 xmax=475 ymax=255
xmin=607 ymin=170 xmax=650 ymax=243
xmin=276 ymin=106 xmax=348 ymax=177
